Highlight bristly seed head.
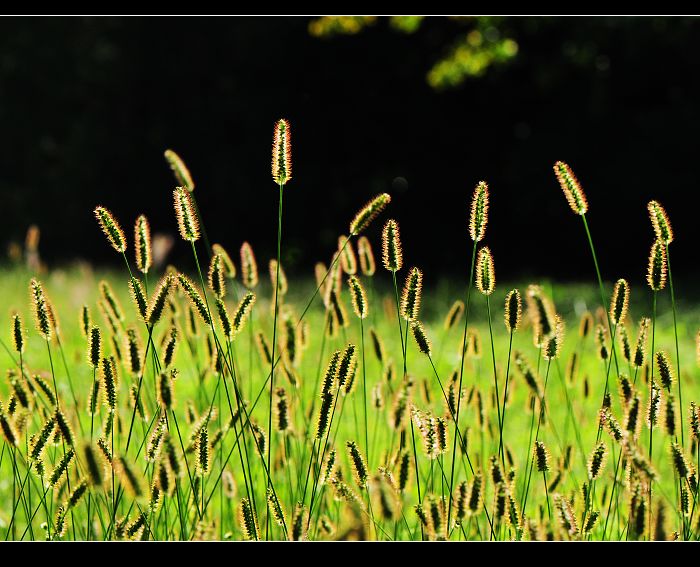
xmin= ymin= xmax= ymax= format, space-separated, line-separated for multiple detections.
xmin=647 ymin=200 xmax=673 ymax=245
xmin=534 ymin=441 xmax=550 ymax=473
xmin=94 ymin=206 xmax=127 ymax=253
xmin=30 ymin=278 xmax=53 ymax=340
xmin=147 ymin=273 xmax=174 ymax=326
xmin=382 ymin=219 xmax=403 ymax=272
xmin=347 ymin=275 xmax=368 ymax=319
xmin=177 ymin=273 xmax=210 ymax=324
xmin=475 ymin=247 xmax=495 ymax=296
xmin=400 ymin=267 xmax=423 ymax=321
xmin=469 ymin=181 xmax=489 ymax=242
xmin=357 ymin=236 xmax=376 ymax=276
xmin=444 ymin=300 xmax=465 ymax=331
xmin=173 ymin=186 xmax=200 ymax=242
xmin=554 ymin=161 xmax=588 ymax=215
xmin=240 ymin=241 xmax=259 ymax=289
xmin=350 ymin=193 xmax=391 ymax=235
xmin=208 ymin=254 xmax=226 ymax=299
xmin=655 ymin=351 xmax=674 ymax=391
xmin=164 ymin=149 xmax=195 ymax=191
xmin=411 ymin=321 xmax=432 ymax=357
xmin=647 ymin=240 xmax=667 ymax=291
xmin=587 ymin=441 xmax=608 ymax=480
xmin=346 ymin=440 xmax=369 ymax=489
xmin=504 ymin=289 xmax=522 ymax=333
xmin=633 ymin=318 xmax=650 ymax=368
xmin=212 ymin=243 xmax=237 ymax=279
xmin=272 ymin=118 xmax=292 ymax=186
xmin=134 ymin=215 xmax=152 ymax=274
xmin=11 ymin=313 xmax=24 ymax=354
xmin=610 ymin=278 xmax=630 ymax=326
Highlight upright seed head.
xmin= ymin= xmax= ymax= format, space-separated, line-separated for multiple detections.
xmin=195 ymin=425 xmax=209 ymax=475
xmin=240 ymin=241 xmax=259 ymax=289
xmin=128 ymin=277 xmax=148 ymax=321
xmin=346 ymin=440 xmax=368 ymax=489
xmin=647 ymin=200 xmax=673 ymax=245
xmin=134 ymin=215 xmax=152 ymax=274
xmin=357 ymin=236 xmax=376 ymax=276
xmin=663 ymin=391 xmax=677 ymax=437
xmin=475 ymin=247 xmax=495 ymax=296
xmin=80 ymin=305 xmax=91 ymax=339
xmin=275 ymin=387 xmax=290 ymax=432
xmin=115 ymin=456 xmax=143 ymax=498
xmin=173 ymin=186 xmax=200 ymax=242
xmin=239 ymin=497 xmax=260 ymax=540
xmin=338 ymin=235 xmax=358 ymax=275
xmin=553 ymin=161 xmax=588 ymax=215
xmin=208 ymin=254 xmax=226 ymax=299
xmin=157 ymin=371 xmax=175 ymax=410
xmin=338 ymin=344 xmax=358 ymax=394
xmin=633 ymin=318 xmax=651 ymax=368
xmin=146 ymin=273 xmax=174 ymax=326
xmin=347 ymin=275 xmax=368 ymax=319
xmin=94 ymin=206 xmax=127 ymax=253
xmin=232 ymin=292 xmax=256 ymax=339
xmin=164 ymin=149 xmax=195 ymax=191
xmin=400 ymin=267 xmax=423 ymax=321
xmin=177 ymin=273 xmax=210 ymax=324
xmin=101 ymin=356 xmax=118 ymax=412
xmin=30 ymin=278 xmax=52 ymax=340
xmin=504 ymin=289 xmax=522 ymax=333
xmin=579 ymin=311 xmax=594 ymax=339
xmin=11 ymin=313 xmax=24 ymax=354
xmin=647 ymin=240 xmax=667 ymax=291
xmin=350 ymin=193 xmax=392 ymax=235
xmin=444 ymin=300 xmax=465 ymax=331
xmin=670 ymin=442 xmax=690 ymax=479
xmin=272 ymin=118 xmax=292 ymax=186
xmin=381 ymin=219 xmax=403 ymax=272
xmin=468 ymin=181 xmax=489 ymax=242
xmin=610 ymin=278 xmax=630 ymax=326
xmin=655 ymin=351 xmax=674 ymax=391
xmin=595 ymin=324 xmax=609 ymax=360
xmin=269 ymin=259 xmax=288 ymax=297
xmin=526 ymin=284 xmax=555 ymax=346
xmin=212 ymin=243 xmax=236 ymax=279
xmin=543 ymin=315 xmax=565 ymax=361
xmin=689 ymin=401 xmax=700 ymax=441
xmin=587 ymin=441 xmax=608 ymax=480
xmin=618 ymin=323 xmax=631 ymax=363
xmin=161 ymin=326 xmax=178 ymax=369
xmin=534 ymin=441 xmax=551 ymax=473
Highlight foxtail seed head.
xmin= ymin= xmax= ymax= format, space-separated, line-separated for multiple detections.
xmin=347 ymin=275 xmax=368 ymax=319
xmin=147 ymin=273 xmax=174 ymax=326
xmin=610 ymin=278 xmax=630 ymax=326
xmin=272 ymin=118 xmax=292 ymax=186
xmin=269 ymin=259 xmax=288 ymax=297
xmin=469 ymin=181 xmax=489 ymax=242
xmin=444 ymin=300 xmax=464 ymax=331
xmin=338 ymin=235 xmax=357 ymax=275
xmin=655 ymin=351 xmax=674 ymax=391
xmin=94 ymin=206 xmax=127 ymax=253
xmin=134 ymin=215 xmax=152 ymax=274
xmin=647 ymin=240 xmax=667 ymax=291
xmin=554 ymin=161 xmax=588 ymax=215
xmin=240 ymin=242 xmax=259 ymax=289
xmin=173 ymin=187 xmax=200 ymax=242
xmin=475 ymin=247 xmax=495 ymax=296
xmin=647 ymin=200 xmax=673 ymax=245
xmin=232 ymin=292 xmax=256 ymax=338
xmin=401 ymin=267 xmax=423 ymax=321
xmin=129 ymin=277 xmax=148 ymax=321
xmin=11 ymin=313 xmax=24 ymax=354
xmin=30 ymin=278 xmax=52 ymax=340
xmin=212 ymin=244 xmax=236 ymax=279
xmin=633 ymin=318 xmax=651 ymax=368
xmin=208 ymin=254 xmax=226 ymax=299
xmin=534 ymin=441 xmax=550 ymax=473
xmin=346 ymin=440 xmax=369 ymax=489
xmin=382 ymin=219 xmax=403 ymax=272
xmin=411 ymin=321 xmax=432 ymax=356
xmin=177 ymin=274 xmax=210 ymax=324
xmin=350 ymin=193 xmax=391 ymax=235
xmin=164 ymin=149 xmax=195 ymax=191
xmin=587 ymin=442 xmax=608 ymax=480
xmin=543 ymin=315 xmax=565 ymax=361
xmin=504 ymin=289 xmax=522 ymax=332
xmin=357 ymin=236 xmax=376 ymax=276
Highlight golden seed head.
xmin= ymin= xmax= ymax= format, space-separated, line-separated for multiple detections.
xmin=212 ymin=243 xmax=236 ymax=279
xmin=534 ymin=441 xmax=551 ymax=473
xmin=269 ymin=259 xmax=288 ymax=298
xmin=543 ymin=315 xmax=565 ymax=361
xmin=381 ymin=219 xmax=403 ymax=272
xmin=240 ymin=241 xmax=259 ymax=289
xmin=30 ymin=278 xmax=52 ymax=340
xmin=357 ymin=236 xmax=376 ymax=276
xmin=272 ymin=118 xmax=292 ymax=186
xmin=134 ymin=215 xmax=152 ymax=274
xmin=411 ymin=320 xmax=432 ymax=356
xmin=232 ymin=292 xmax=256 ymax=339
xmin=400 ymin=267 xmax=423 ymax=321
xmin=349 ymin=193 xmax=391 ymax=235
xmin=11 ymin=313 xmax=24 ymax=354
xmin=526 ymin=284 xmax=555 ymax=347
xmin=504 ymin=289 xmax=522 ymax=332
xmin=173 ymin=186 xmax=200 ymax=242
xmin=579 ymin=311 xmax=594 ymax=339
xmin=94 ymin=206 xmax=127 ymax=253
xmin=647 ymin=200 xmax=673 ymax=245
xmin=647 ymin=239 xmax=667 ymax=291
xmin=444 ymin=300 xmax=465 ymax=331
xmin=208 ymin=253 xmax=226 ymax=299
xmin=633 ymin=317 xmax=651 ymax=368
xmin=610 ymin=278 xmax=630 ymax=326
xmin=655 ymin=351 xmax=674 ymax=391
xmin=164 ymin=149 xmax=195 ymax=191
xmin=475 ymin=247 xmax=495 ymax=296
xmin=338 ymin=235 xmax=358 ymax=275
xmin=146 ymin=273 xmax=175 ymax=326
xmin=177 ymin=273 xmax=210 ymax=324
xmin=468 ymin=181 xmax=489 ymax=242
xmin=553 ymin=161 xmax=588 ymax=215
xmin=347 ymin=275 xmax=368 ymax=319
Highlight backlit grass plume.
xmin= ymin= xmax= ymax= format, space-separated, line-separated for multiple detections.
xmin=357 ymin=236 xmax=376 ymax=276
xmin=177 ymin=273 xmax=210 ymax=324
xmin=347 ymin=275 xmax=368 ymax=319
xmin=553 ymin=161 xmax=588 ymax=215
xmin=526 ymin=284 xmax=555 ymax=346
xmin=94 ymin=206 xmax=127 ymax=254
xmin=134 ymin=214 xmax=152 ymax=274
xmin=346 ymin=190 xmax=393 ymax=234
xmin=647 ymin=240 xmax=667 ymax=291
xmin=30 ymin=278 xmax=52 ymax=340
xmin=534 ymin=441 xmax=551 ymax=472
xmin=411 ymin=321 xmax=432 ymax=356
xmin=655 ymin=351 xmax=674 ymax=391
xmin=11 ymin=313 xmax=24 ymax=354
xmin=346 ymin=440 xmax=369 ymax=489
xmin=475 ymin=247 xmax=495 ymax=295
xmin=272 ymin=118 xmax=292 ymax=186
xmin=401 ymin=267 xmax=423 ymax=321
xmin=504 ymin=289 xmax=522 ymax=332
xmin=208 ymin=254 xmax=226 ymax=299
xmin=469 ymin=181 xmax=489 ymax=242
xmin=147 ymin=273 xmax=174 ymax=325
xmin=587 ymin=441 xmax=608 ymax=480
xmin=240 ymin=241 xmax=259 ymax=289
xmin=212 ymin=243 xmax=236 ymax=279
xmin=164 ymin=149 xmax=195 ymax=191
xmin=444 ymin=300 xmax=465 ymax=331
xmin=610 ymin=278 xmax=630 ymax=326
xmin=338 ymin=236 xmax=357 ymax=275
xmin=382 ymin=219 xmax=403 ymax=272
xmin=647 ymin=200 xmax=674 ymax=245
xmin=633 ymin=318 xmax=651 ymax=368
xmin=173 ymin=186 xmax=200 ymax=242
xmin=232 ymin=292 xmax=256 ymax=338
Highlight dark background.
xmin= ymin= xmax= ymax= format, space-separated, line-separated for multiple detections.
xmin=2 ymin=16 xmax=699 ymax=284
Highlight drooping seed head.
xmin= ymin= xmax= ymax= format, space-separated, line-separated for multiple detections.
xmin=337 ymin=343 xmax=358 ymax=394
xmin=526 ymin=284 xmax=555 ymax=346
xmin=232 ymin=292 xmax=256 ymax=339
xmin=579 ymin=311 xmax=594 ymax=339
xmin=475 ymin=247 xmax=495 ymax=296
xmin=381 ymin=219 xmax=403 ymax=272
xmin=553 ymin=161 xmax=588 ymax=215
xmin=173 ymin=186 xmax=200 ymax=242
xmin=347 ymin=275 xmax=368 ymax=319
xmin=146 ymin=273 xmax=174 ymax=326
xmin=128 ymin=277 xmax=148 ymax=321
xmin=357 ymin=235 xmax=376 ymax=276
xmin=240 ymin=241 xmax=259 ymax=289
xmin=30 ymin=278 xmax=52 ymax=340
xmin=115 ymin=456 xmax=143 ymax=498
xmin=468 ymin=181 xmax=489 ymax=242
xmin=595 ymin=324 xmax=609 ymax=360
xmin=350 ymin=193 xmax=391 ymax=235
xmin=99 ymin=280 xmax=124 ymax=323
xmin=134 ymin=215 xmax=152 ymax=274
xmin=272 ymin=118 xmax=292 ymax=186
xmin=164 ymin=149 xmax=195 ymax=191
xmin=618 ymin=323 xmax=631 ymax=363
xmin=94 ymin=206 xmax=127 ymax=253
xmin=610 ymin=278 xmax=630 ymax=326
xmin=647 ymin=200 xmax=673 ymax=245
xmin=671 ymin=442 xmax=691 ymax=479
xmin=208 ymin=254 xmax=226 ymax=299
xmin=400 ymin=267 xmax=423 ymax=320
xmin=504 ymin=289 xmax=522 ymax=333
xmin=177 ymin=273 xmax=210 ymax=324
xmin=411 ymin=321 xmax=432 ymax=356
xmin=647 ymin=240 xmax=667 ymax=291
xmin=161 ymin=326 xmax=178 ymax=369
xmin=338 ymin=235 xmax=358 ymax=275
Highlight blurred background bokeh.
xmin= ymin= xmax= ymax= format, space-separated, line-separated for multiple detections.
xmin=2 ymin=16 xmax=699 ymax=284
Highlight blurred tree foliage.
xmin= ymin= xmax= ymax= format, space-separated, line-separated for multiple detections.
xmin=308 ymin=16 xmax=518 ymax=88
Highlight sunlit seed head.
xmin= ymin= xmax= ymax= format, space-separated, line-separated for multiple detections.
xmin=173 ymin=187 xmax=200 ymax=242
xmin=11 ymin=313 xmax=24 ymax=354
xmin=647 ymin=239 xmax=667 ymax=291
xmin=655 ymin=351 xmax=674 ymax=391
xmin=129 ymin=277 xmax=148 ymax=321
xmin=633 ymin=318 xmax=651 ymax=368
xmin=269 ymin=259 xmax=288 ymax=298
xmin=475 ymin=247 xmax=495 ymax=296
xmin=411 ymin=320 xmax=432 ymax=357
xmin=94 ymin=206 xmax=127 ymax=253
xmin=347 ymin=275 xmax=368 ymax=319
xmin=134 ymin=215 xmax=152 ymax=274
xmin=647 ymin=200 xmax=673 ymax=245
xmin=164 ymin=149 xmax=195 ymax=191
xmin=350 ymin=193 xmax=391 ymax=236
xmin=468 ymin=181 xmax=489 ymax=242
xmin=357 ymin=235 xmax=376 ymax=276
xmin=240 ymin=241 xmax=259 ymax=289
xmin=610 ymin=278 xmax=630 ymax=326
xmin=444 ymin=299 xmax=465 ymax=331
xmin=543 ymin=315 xmax=565 ymax=361
xmin=146 ymin=273 xmax=174 ymax=326
xmin=579 ymin=311 xmax=594 ymax=339
xmin=587 ymin=441 xmax=608 ymax=480
xmin=381 ymin=219 xmax=403 ymax=272
xmin=400 ymin=267 xmax=423 ymax=321
xmin=212 ymin=243 xmax=237 ymax=279
xmin=30 ymin=278 xmax=52 ymax=340
xmin=177 ymin=273 xmax=210 ymax=324
xmin=553 ymin=161 xmax=588 ymax=215
xmin=208 ymin=254 xmax=226 ymax=299
xmin=338 ymin=235 xmax=358 ymax=275
xmin=504 ymin=289 xmax=522 ymax=333
xmin=272 ymin=118 xmax=292 ymax=186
